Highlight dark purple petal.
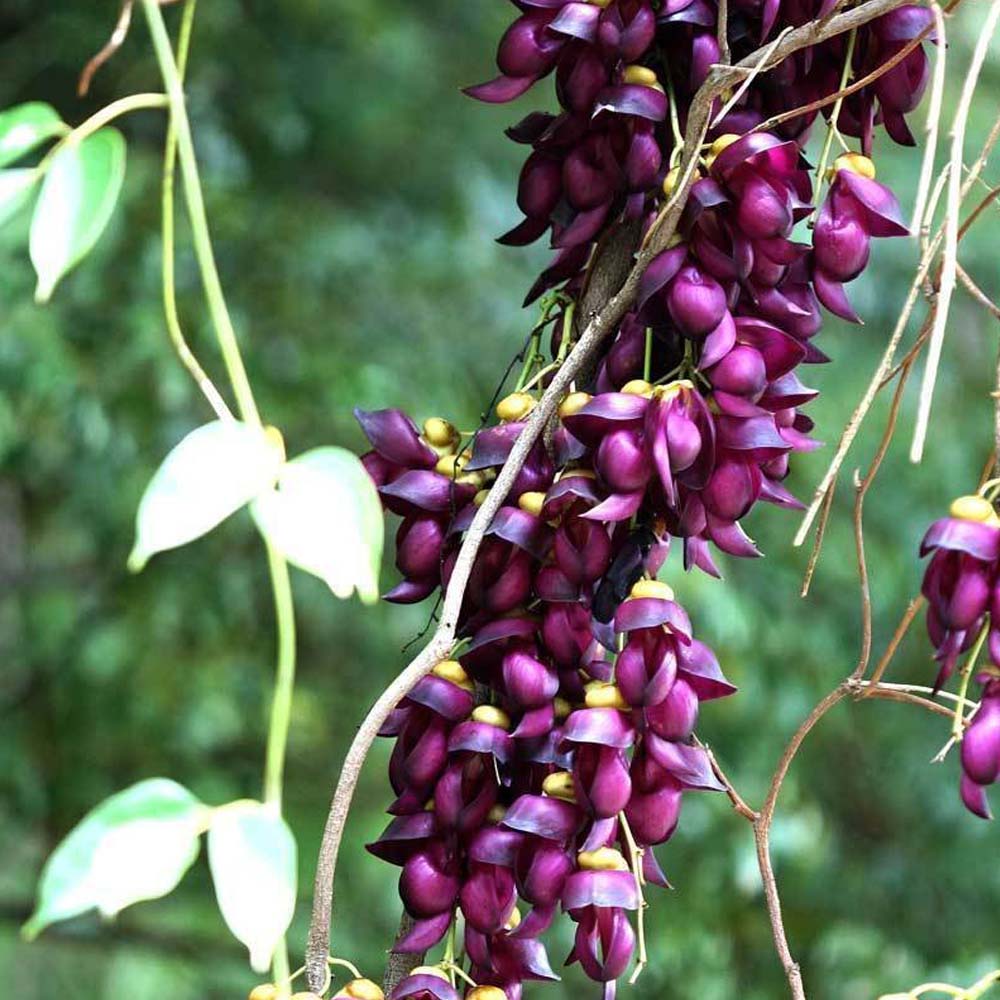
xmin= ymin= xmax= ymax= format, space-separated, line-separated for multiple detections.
xmin=393 ymin=913 xmax=454 ymax=953
xmin=561 ymin=707 xmax=635 ymax=748
xmin=548 ymin=2 xmax=601 ymax=41
xmin=464 ymin=74 xmax=539 ymax=103
xmin=448 ymin=721 xmax=515 ymax=762
xmin=355 ymin=407 xmax=437 ymax=468
xmin=920 ymin=518 xmax=1000 ymax=561
xmin=644 ymin=735 xmax=725 ymax=790
xmin=593 ymin=84 xmax=668 ymax=121
xmin=391 ymin=974 xmax=460 ymax=1000
xmin=562 ymin=870 xmax=640 ymax=911
xmin=503 ymin=794 xmax=582 ymax=840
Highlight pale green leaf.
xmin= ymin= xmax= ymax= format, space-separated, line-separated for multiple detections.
xmin=29 ymin=127 xmax=126 ymax=302
xmin=251 ymin=446 xmax=383 ymax=603
xmin=23 ymin=778 xmax=206 ymax=939
xmin=0 ymin=102 xmax=65 ymax=168
xmin=207 ymin=801 xmax=296 ymax=973
xmin=0 ymin=168 xmax=39 ymax=227
xmin=129 ymin=421 xmax=285 ymax=572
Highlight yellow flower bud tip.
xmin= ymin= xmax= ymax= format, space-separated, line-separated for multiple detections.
xmin=467 ymin=987 xmax=509 ymax=1000
xmin=553 ymin=696 xmax=573 ymax=720
xmin=487 ymin=803 xmax=508 ymax=823
xmin=249 ymin=985 xmax=279 ymax=1000
xmin=473 ymin=488 xmax=490 ymax=507
xmin=833 ymin=152 xmax=876 ymax=179
xmin=412 ymin=967 xmax=451 ymax=983
xmin=518 ymin=491 xmax=547 ymax=517
xmin=496 ymin=391 xmax=536 ymax=422
xmin=504 ymin=906 xmax=522 ymax=931
xmin=623 ymin=64 xmax=658 ymax=86
xmin=584 ymin=682 xmax=630 ymax=711
xmin=472 ymin=705 xmax=512 ymax=730
xmin=709 ymin=133 xmax=741 ymax=157
xmin=291 ymin=993 xmax=324 ymax=1000
xmin=433 ymin=659 xmax=472 ymax=686
xmin=559 ymin=390 xmax=593 ymax=418
xmin=542 ymin=770 xmax=577 ymax=802
xmin=621 ymin=378 xmax=654 ymax=397
xmin=629 ymin=578 xmax=675 ymax=601
xmin=578 ymin=847 xmax=630 ymax=872
xmin=457 ymin=471 xmax=486 ymax=488
xmin=661 ymin=166 xmax=682 ymax=198
xmin=950 ymin=495 xmax=996 ymax=523
xmin=587 ymin=0 xmax=612 ymax=7
xmin=435 ymin=453 xmax=467 ymax=477
xmin=423 ymin=417 xmax=458 ymax=448
xmin=338 ymin=979 xmax=385 ymax=1000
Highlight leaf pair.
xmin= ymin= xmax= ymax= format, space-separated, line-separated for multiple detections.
xmin=24 ymin=779 xmax=297 ymax=975
xmin=129 ymin=420 xmax=383 ymax=603
xmin=0 ymin=102 xmax=127 ymax=301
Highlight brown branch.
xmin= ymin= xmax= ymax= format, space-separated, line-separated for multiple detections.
xmin=383 ymin=914 xmax=423 ymax=994
xmin=302 ymin=0 xmax=921 ymax=990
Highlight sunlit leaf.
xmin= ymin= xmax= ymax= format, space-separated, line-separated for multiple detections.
xmin=23 ymin=778 xmax=206 ymax=939
xmin=29 ymin=127 xmax=126 ymax=302
xmin=207 ymin=800 xmax=297 ymax=973
xmin=0 ymin=102 xmax=65 ymax=168
xmin=0 ymin=168 xmax=39 ymax=226
xmin=252 ymin=446 xmax=383 ymax=602
xmin=129 ymin=420 xmax=285 ymax=572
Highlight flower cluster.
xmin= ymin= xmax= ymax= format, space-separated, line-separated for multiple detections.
xmin=919 ymin=494 xmax=1000 ymax=819
xmin=355 ymin=0 xmax=931 ymax=995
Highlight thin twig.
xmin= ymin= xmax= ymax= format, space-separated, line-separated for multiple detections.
xmin=909 ymin=2 xmax=946 ymax=233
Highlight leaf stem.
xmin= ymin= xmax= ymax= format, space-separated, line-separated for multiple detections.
xmin=140 ymin=0 xmax=261 ymax=427
xmin=160 ymin=0 xmax=232 ymax=421
xmin=814 ymin=27 xmax=856 ymax=193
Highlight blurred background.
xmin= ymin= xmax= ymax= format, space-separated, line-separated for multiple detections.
xmin=1 ymin=2 xmax=999 ymax=998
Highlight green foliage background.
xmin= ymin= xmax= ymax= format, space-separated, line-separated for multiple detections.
xmin=1 ymin=3 xmax=998 ymax=998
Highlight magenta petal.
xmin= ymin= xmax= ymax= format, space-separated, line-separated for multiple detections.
xmin=355 ymin=407 xmax=437 ymax=468
xmin=961 ymin=773 xmax=992 ymax=820
xmin=381 ymin=470 xmax=474 ymax=513
xmin=677 ymin=638 xmax=735 ymax=699
xmin=466 ymin=616 xmax=538 ymax=654
xmin=514 ymin=702 xmax=557 ymax=738
xmin=464 ymin=74 xmax=539 ymax=103
xmin=367 ymin=812 xmax=437 ymax=865
xmin=489 ymin=505 xmax=551 ymax=559
xmin=593 ymin=84 xmax=668 ymax=121
xmin=637 ymin=244 xmax=688 ymax=310
xmin=562 ymin=393 xmax=649 ymax=444
xmin=920 ymin=518 xmax=1000 ymax=561
xmin=543 ymin=474 xmax=602 ymax=517
xmin=644 ymin=735 xmax=725 ymax=790
xmin=467 ymin=423 xmax=524 ymax=470
xmin=503 ymin=794 xmax=582 ymax=840
xmin=838 ymin=171 xmax=909 ymax=237
xmin=561 ymin=707 xmax=635 ymax=748
xmin=614 ymin=597 xmax=692 ymax=637
xmin=384 ymin=578 xmax=438 ymax=604
xmin=548 ymin=2 xmax=601 ymax=41
xmin=562 ymin=870 xmax=640 ymax=911
xmin=468 ymin=826 xmax=524 ymax=866
xmin=408 ymin=675 xmax=476 ymax=720
xmin=642 ymin=848 xmax=671 ymax=887
xmin=553 ymin=203 xmax=610 ymax=249
xmin=699 ymin=312 xmax=737 ymax=368
xmin=391 ymin=974 xmax=460 ymax=1000
xmin=813 ymin=268 xmax=861 ymax=323
xmin=716 ymin=414 xmax=788 ymax=456
xmin=393 ymin=913 xmax=454 ymax=953
xmin=448 ymin=721 xmax=515 ymax=762
xmin=580 ymin=490 xmax=645 ymax=522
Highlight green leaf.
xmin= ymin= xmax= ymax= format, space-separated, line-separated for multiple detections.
xmin=23 ymin=778 xmax=206 ymax=939
xmin=29 ymin=127 xmax=126 ymax=302
xmin=0 ymin=102 xmax=65 ymax=168
xmin=0 ymin=168 xmax=40 ymax=227
xmin=207 ymin=800 xmax=297 ymax=973
xmin=129 ymin=420 xmax=285 ymax=572
xmin=252 ymin=446 xmax=383 ymax=603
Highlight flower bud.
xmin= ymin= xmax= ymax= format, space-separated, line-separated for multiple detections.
xmin=496 ymin=392 xmax=535 ymax=422
xmin=560 ymin=391 xmax=592 ymax=418
xmin=472 ymin=705 xmax=512 ymax=730
xmin=542 ymin=770 xmax=578 ymax=802
xmin=335 ymin=980 xmax=385 ymax=1000
xmin=435 ymin=453 xmax=467 ymax=477
xmin=467 ymin=988 xmax=507 ymax=1000
xmin=423 ymin=418 xmax=459 ymax=448
xmin=832 ymin=152 xmax=876 ymax=179
xmin=661 ymin=166 xmax=681 ymax=198
xmin=411 ymin=967 xmax=451 ymax=982
xmin=433 ymin=659 xmax=474 ymax=691
xmin=291 ymin=993 xmax=324 ymax=1000
xmin=584 ymin=682 xmax=630 ymax=710
xmin=629 ymin=579 xmax=674 ymax=601
xmin=577 ymin=846 xmax=629 ymax=871
xmin=623 ymin=64 xmax=657 ymax=86
xmin=249 ymin=986 xmax=278 ymax=1000
xmin=950 ymin=495 xmax=995 ymax=523
xmin=667 ymin=266 xmax=727 ymax=337
xmin=621 ymin=378 xmax=653 ymax=396
xmin=710 ymin=344 xmax=768 ymax=400
xmin=474 ymin=489 xmax=490 ymax=506
xmin=517 ymin=491 xmax=547 ymax=517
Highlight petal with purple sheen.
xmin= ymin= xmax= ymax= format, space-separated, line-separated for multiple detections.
xmin=391 ymin=974 xmax=460 ymax=1000
xmin=644 ymin=735 xmax=726 ymax=790
xmin=367 ymin=812 xmax=437 ymax=865
xmin=593 ymin=84 xmax=668 ymax=121
xmin=699 ymin=311 xmax=736 ymax=368
xmin=384 ymin=578 xmax=438 ymax=604
xmin=677 ymin=638 xmax=736 ymax=699
xmin=838 ymin=171 xmax=909 ymax=237
xmin=393 ymin=913 xmax=454 ymax=954
xmin=580 ymin=490 xmax=645 ymax=523
xmin=354 ymin=407 xmax=437 ymax=468
xmin=489 ymin=505 xmax=551 ymax=559
xmin=465 ymin=616 xmax=538 ymax=654
xmin=448 ymin=721 xmax=515 ymax=762
xmin=502 ymin=794 xmax=582 ymax=840
xmin=562 ymin=393 xmax=649 ymax=444
xmin=961 ymin=773 xmax=992 ymax=819
xmin=381 ymin=469 xmax=474 ymax=513
xmin=920 ymin=517 xmax=1000 ymax=561
xmin=813 ymin=268 xmax=861 ymax=323
xmin=561 ymin=707 xmax=635 ymax=748
xmin=468 ymin=826 xmax=524 ymax=866
xmin=408 ymin=675 xmax=476 ymax=720
xmin=614 ymin=597 xmax=692 ymax=637
xmin=636 ymin=244 xmax=688 ymax=309
xmin=543 ymin=474 xmax=602 ymax=517
xmin=716 ymin=414 xmax=789 ymax=457
xmin=464 ymin=74 xmax=538 ymax=103
xmin=466 ymin=423 xmax=524 ymax=471
xmin=562 ymin=870 xmax=640 ymax=911
xmin=548 ymin=2 xmax=601 ymax=41
xmin=514 ymin=702 xmax=557 ymax=739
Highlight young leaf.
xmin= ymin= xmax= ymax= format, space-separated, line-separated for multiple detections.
xmin=0 ymin=168 xmax=39 ymax=227
xmin=29 ymin=127 xmax=126 ymax=302
xmin=23 ymin=778 xmax=206 ymax=939
xmin=207 ymin=801 xmax=297 ymax=973
xmin=251 ymin=446 xmax=383 ymax=603
xmin=129 ymin=420 xmax=285 ymax=572
xmin=0 ymin=102 xmax=65 ymax=168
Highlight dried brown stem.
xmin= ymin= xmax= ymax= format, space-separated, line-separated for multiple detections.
xmin=303 ymin=0 xmax=927 ymax=990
